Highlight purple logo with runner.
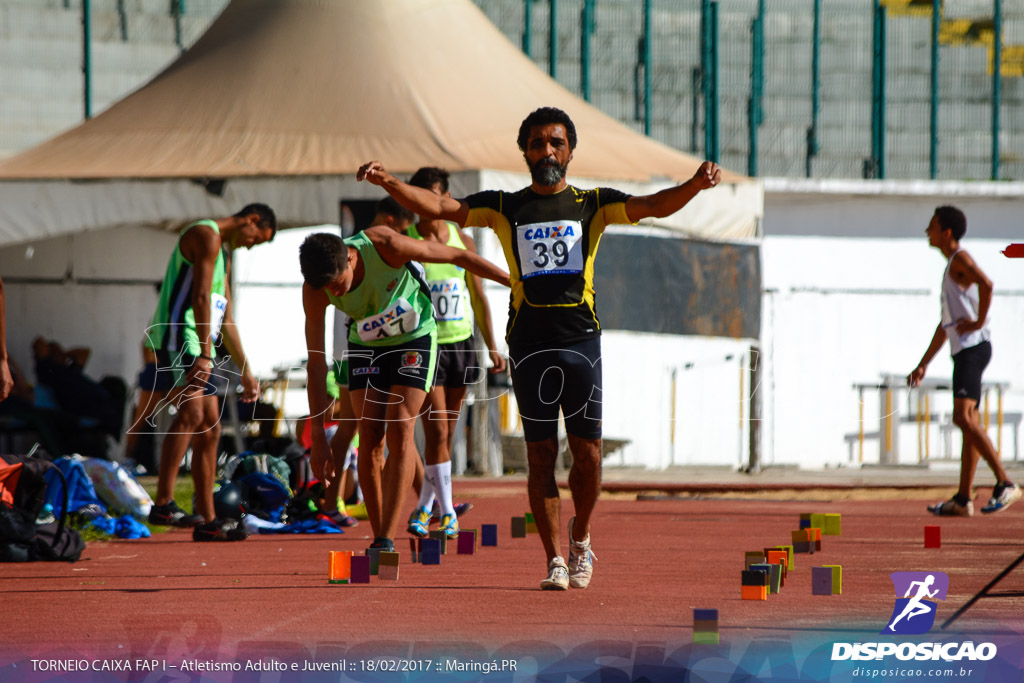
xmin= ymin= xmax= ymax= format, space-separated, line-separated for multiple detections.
xmin=883 ymin=571 xmax=949 ymax=635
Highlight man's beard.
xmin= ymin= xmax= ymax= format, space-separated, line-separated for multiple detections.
xmin=529 ymin=156 xmax=568 ymax=186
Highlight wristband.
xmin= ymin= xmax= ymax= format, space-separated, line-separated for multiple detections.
xmin=199 ymin=354 xmax=214 ymax=362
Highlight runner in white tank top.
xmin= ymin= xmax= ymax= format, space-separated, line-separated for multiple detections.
xmin=907 ymin=206 xmax=1020 ymax=516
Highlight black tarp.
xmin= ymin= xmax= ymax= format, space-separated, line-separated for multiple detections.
xmin=592 ymin=233 xmax=761 ymax=339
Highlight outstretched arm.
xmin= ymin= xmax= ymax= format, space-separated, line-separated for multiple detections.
xmin=368 ymin=228 xmax=510 ymax=288
xmin=624 ymin=161 xmax=721 ymax=223
xmin=357 ymin=161 xmax=470 ymax=225
xmin=907 ymin=323 xmax=946 ymax=388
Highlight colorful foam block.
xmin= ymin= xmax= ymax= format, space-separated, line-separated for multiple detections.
xmin=378 ymin=552 xmax=400 ymax=580
xmin=421 ymin=538 xmax=442 ymax=565
xmin=742 ymin=569 xmax=769 ymax=586
xmin=693 ymin=632 xmax=720 ymax=645
xmin=812 ymin=566 xmax=834 ymax=595
xmin=924 ymin=525 xmax=941 ymax=548
xmin=823 ymin=513 xmax=842 ymax=536
xmin=773 ymin=545 xmax=794 ymax=570
xmin=810 ymin=514 xmax=827 ymax=532
xmin=511 ymin=517 xmax=527 ymax=538
xmin=741 ymin=585 xmax=768 ymax=600
xmin=366 ymin=548 xmax=381 ymax=575
xmin=457 ymin=529 xmax=476 ymax=555
xmin=693 ymin=619 xmax=719 ymax=633
xmin=745 ymin=551 xmax=766 ymax=569
xmin=799 ymin=513 xmax=812 ymax=530
xmin=524 ymin=512 xmax=535 ymax=524
xmin=481 ymin=524 xmax=498 ymax=546
xmin=809 ymin=527 xmax=822 ymax=551
xmin=428 ymin=530 xmax=448 ymax=554
xmin=350 ymin=555 xmax=371 ymax=584
xmin=526 ymin=522 xmax=538 ymax=534
xmin=408 ymin=538 xmax=420 ymax=563
xmin=693 ymin=608 xmax=719 ymax=622
xmin=823 ymin=564 xmax=842 ymax=594
xmin=328 ymin=550 xmax=352 ymax=584
xmin=750 ymin=563 xmax=779 ymax=594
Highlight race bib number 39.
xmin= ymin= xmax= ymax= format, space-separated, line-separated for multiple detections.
xmin=429 ymin=278 xmax=465 ymax=321
xmin=517 ymin=220 xmax=584 ymax=279
xmin=356 ymin=297 xmax=421 ymax=342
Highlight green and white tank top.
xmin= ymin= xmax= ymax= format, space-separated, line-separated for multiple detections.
xmin=327 ymin=231 xmax=436 ymax=347
xmin=407 ymin=222 xmax=474 ymax=344
xmin=147 ymin=219 xmax=227 ymax=357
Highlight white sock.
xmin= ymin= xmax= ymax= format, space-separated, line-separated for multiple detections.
xmin=417 ymin=467 xmax=436 ymax=511
xmin=428 ymin=461 xmax=455 ymax=517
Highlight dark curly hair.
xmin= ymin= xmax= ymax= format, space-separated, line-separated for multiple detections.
xmin=299 ymin=233 xmax=348 ymax=290
xmin=516 ymin=107 xmax=577 ymax=152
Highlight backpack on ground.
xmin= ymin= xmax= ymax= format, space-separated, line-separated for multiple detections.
xmin=0 ymin=453 xmax=85 ymax=562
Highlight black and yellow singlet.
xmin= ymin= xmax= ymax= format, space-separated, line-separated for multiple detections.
xmin=464 ymin=185 xmax=632 ymax=347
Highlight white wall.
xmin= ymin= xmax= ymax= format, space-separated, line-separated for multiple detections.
xmin=762 ymin=184 xmax=1024 ymax=468
xmin=0 ymin=226 xmax=177 ymax=383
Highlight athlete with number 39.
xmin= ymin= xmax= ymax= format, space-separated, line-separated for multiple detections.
xmin=358 ymin=106 xmax=721 ymax=590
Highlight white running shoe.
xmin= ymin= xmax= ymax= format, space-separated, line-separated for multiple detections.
xmin=981 ymin=482 xmax=1022 ymax=514
xmin=540 ymin=556 xmax=569 ymax=591
xmin=928 ymin=498 xmax=974 ymax=517
xmin=567 ymin=516 xmax=597 ymax=589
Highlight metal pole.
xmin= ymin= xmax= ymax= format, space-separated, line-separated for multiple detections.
xmin=173 ymin=0 xmax=184 ymax=51
xmin=702 ymin=0 xmax=712 ymax=159
xmin=709 ymin=0 xmax=720 ymax=163
xmin=878 ymin=2 xmax=887 ymax=178
xmin=930 ymin=0 xmax=940 ymax=179
xmin=82 ymin=0 xmax=92 ymax=119
xmin=807 ymin=0 xmax=821 ymax=178
xmin=643 ymin=0 xmax=652 ymax=135
xmin=549 ymin=0 xmax=558 ymax=79
xmin=869 ymin=0 xmax=887 ymax=178
xmin=749 ymin=0 xmax=764 ymax=176
xmin=691 ymin=68 xmax=701 ymax=154
xmin=747 ymin=346 xmax=762 ymax=472
xmin=523 ymin=0 xmax=532 ymax=57
xmin=580 ymin=0 xmax=594 ymax=101
xmin=117 ymin=0 xmax=128 ymax=41
xmin=992 ymin=0 xmax=1002 ymax=180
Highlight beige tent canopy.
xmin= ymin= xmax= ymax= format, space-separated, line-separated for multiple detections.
xmin=0 ymin=0 xmax=761 ymax=245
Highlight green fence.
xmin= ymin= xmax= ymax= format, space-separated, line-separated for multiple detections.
xmin=475 ymin=0 xmax=1024 ymax=181
xmin=1 ymin=0 xmax=1021 ymax=180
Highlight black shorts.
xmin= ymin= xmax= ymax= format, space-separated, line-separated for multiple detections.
xmin=435 ymin=337 xmax=483 ymax=388
xmin=509 ymin=336 xmax=602 ymax=442
xmin=137 ymin=361 xmax=173 ymax=393
xmin=952 ymin=340 xmax=991 ymax=404
xmin=345 ymin=332 xmax=437 ymax=393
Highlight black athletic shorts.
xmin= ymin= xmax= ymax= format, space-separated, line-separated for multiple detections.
xmin=435 ymin=337 xmax=483 ymax=388
xmin=952 ymin=340 xmax=991 ymax=404
xmin=509 ymin=336 xmax=602 ymax=442
xmin=346 ymin=332 xmax=437 ymax=393
xmin=137 ymin=360 xmax=173 ymax=393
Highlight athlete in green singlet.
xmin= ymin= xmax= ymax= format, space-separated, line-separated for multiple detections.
xmin=300 ymin=223 xmax=509 ymax=552
xmin=358 ymin=107 xmax=721 ymax=589
xmin=146 ymin=204 xmax=277 ymax=542
xmin=403 ymin=167 xmax=506 ymax=540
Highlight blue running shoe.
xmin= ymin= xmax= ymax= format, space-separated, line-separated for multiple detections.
xmin=407 ymin=506 xmax=430 ymax=537
xmin=439 ymin=513 xmax=459 ymax=539
xmin=431 ymin=501 xmax=472 ymax=523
